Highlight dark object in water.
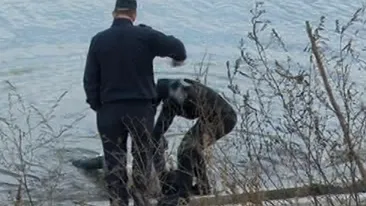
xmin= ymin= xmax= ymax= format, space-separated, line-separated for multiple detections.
xmin=72 ymin=156 xmax=104 ymax=170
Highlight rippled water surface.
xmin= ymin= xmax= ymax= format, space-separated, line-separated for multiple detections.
xmin=1 ymin=0 xmax=366 ymax=204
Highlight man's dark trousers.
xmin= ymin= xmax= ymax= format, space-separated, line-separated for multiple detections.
xmin=96 ymin=100 xmax=156 ymax=206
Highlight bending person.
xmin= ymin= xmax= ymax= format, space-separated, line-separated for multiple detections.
xmin=154 ymin=78 xmax=237 ymax=206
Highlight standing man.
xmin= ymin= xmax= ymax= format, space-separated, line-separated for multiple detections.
xmin=82 ymin=0 xmax=187 ymax=205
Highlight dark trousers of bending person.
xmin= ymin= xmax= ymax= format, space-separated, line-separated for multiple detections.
xmin=176 ymin=110 xmax=237 ymax=198
xmin=97 ymin=100 xmax=156 ymax=206
xmin=158 ymin=109 xmax=237 ymax=206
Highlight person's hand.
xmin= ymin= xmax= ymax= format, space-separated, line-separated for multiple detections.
xmin=171 ymin=60 xmax=185 ymax=67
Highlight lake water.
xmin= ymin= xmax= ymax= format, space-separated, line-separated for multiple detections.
xmin=1 ymin=0 xmax=366 ymax=204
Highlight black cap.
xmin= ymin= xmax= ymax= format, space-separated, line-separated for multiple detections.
xmin=114 ymin=0 xmax=137 ymax=10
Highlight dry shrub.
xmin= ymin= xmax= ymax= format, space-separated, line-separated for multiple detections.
xmin=195 ymin=1 xmax=366 ymax=206
xmin=0 ymin=81 xmax=85 ymax=206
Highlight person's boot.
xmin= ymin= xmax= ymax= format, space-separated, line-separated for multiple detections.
xmin=190 ymin=183 xmax=211 ymax=196
xmin=157 ymin=192 xmax=189 ymax=206
xmin=160 ymin=170 xmax=178 ymax=196
xmin=110 ymin=199 xmax=129 ymax=206
xmin=158 ymin=171 xmax=190 ymax=206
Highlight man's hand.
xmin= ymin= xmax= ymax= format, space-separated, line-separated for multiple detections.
xmin=171 ymin=60 xmax=185 ymax=67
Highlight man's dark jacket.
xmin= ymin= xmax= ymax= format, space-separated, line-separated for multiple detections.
xmin=83 ymin=18 xmax=187 ymax=111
